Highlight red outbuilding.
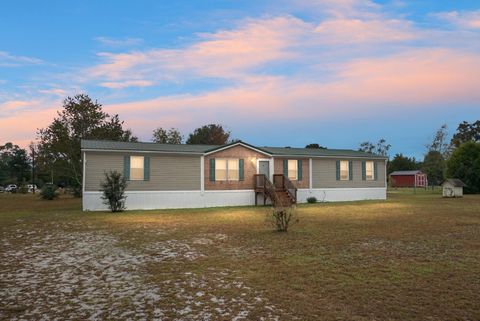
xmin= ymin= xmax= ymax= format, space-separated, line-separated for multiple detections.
xmin=389 ymin=170 xmax=428 ymax=188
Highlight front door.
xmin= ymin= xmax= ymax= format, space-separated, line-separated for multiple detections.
xmin=259 ymin=160 xmax=270 ymax=178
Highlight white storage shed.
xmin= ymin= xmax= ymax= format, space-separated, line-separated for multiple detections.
xmin=442 ymin=179 xmax=466 ymax=198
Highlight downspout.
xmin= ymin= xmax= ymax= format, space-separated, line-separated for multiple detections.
xmin=200 ymin=156 xmax=205 ymax=193
xmin=82 ymin=151 xmax=86 ymax=194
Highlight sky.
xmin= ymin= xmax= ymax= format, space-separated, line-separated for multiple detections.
xmin=1 ymin=0 xmax=479 ymax=159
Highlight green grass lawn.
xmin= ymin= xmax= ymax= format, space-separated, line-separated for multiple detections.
xmin=1 ymin=191 xmax=479 ymax=320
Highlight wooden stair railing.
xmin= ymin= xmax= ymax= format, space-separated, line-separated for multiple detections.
xmin=273 ymin=174 xmax=297 ymax=205
xmin=254 ymin=174 xmax=279 ymax=206
xmin=255 ymin=174 xmax=297 ymax=207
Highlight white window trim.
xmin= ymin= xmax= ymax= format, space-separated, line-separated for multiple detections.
xmin=340 ymin=160 xmax=349 ymax=181
xmin=130 ymin=156 xmax=145 ymax=181
xmin=215 ymin=158 xmax=239 ymax=181
xmin=288 ymin=159 xmax=298 ymax=181
xmin=365 ymin=161 xmax=374 ymax=181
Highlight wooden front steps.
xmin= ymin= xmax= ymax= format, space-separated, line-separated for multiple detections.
xmin=254 ymin=174 xmax=297 ymax=207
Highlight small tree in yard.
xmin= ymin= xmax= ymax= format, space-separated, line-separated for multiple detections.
xmin=265 ymin=186 xmax=298 ymax=232
xmin=101 ymin=171 xmax=128 ymax=212
xmin=269 ymin=207 xmax=297 ymax=232
xmin=40 ymin=184 xmax=59 ymax=200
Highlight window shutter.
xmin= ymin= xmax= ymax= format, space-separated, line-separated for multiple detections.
xmin=239 ymin=159 xmax=244 ymax=181
xmin=144 ymin=156 xmax=150 ymax=181
xmin=283 ymin=159 xmax=288 ymax=176
xmin=348 ymin=161 xmax=353 ymax=181
xmin=361 ymin=161 xmax=366 ymax=181
xmin=335 ymin=160 xmax=340 ymax=181
xmin=124 ymin=156 xmax=130 ymax=180
xmin=297 ymin=160 xmax=302 ymax=181
xmin=374 ymin=161 xmax=378 ymax=181
xmin=209 ymin=158 xmax=215 ymax=181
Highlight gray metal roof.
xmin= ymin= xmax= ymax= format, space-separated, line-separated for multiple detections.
xmin=442 ymin=178 xmax=466 ymax=187
xmin=390 ymin=170 xmax=423 ymax=176
xmin=261 ymin=146 xmax=384 ymax=158
xmin=81 ymin=140 xmax=217 ymax=153
xmin=81 ymin=139 xmax=387 ymax=158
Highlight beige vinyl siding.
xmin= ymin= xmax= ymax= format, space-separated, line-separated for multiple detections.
xmin=312 ymin=158 xmax=386 ymax=188
xmin=84 ymin=152 xmax=200 ymax=191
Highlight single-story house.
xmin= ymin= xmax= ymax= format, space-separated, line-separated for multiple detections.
xmin=389 ymin=170 xmax=428 ymax=188
xmin=442 ymin=179 xmax=466 ymax=198
xmin=81 ymin=140 xmax=387 ymax=211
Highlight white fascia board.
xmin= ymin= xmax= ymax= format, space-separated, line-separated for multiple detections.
xmin=204 ymin=142 xmax=272 ymax=157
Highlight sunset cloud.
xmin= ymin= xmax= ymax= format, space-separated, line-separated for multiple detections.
xmin=0 ymin=99 xmax=59 ymax=146
xmin=434 ymin=10 xmax=480 ymax=29
xmin=87 ymin=16 xmax=307 ymax=87
xmin=38 ymin=88 xmax=67 ymax=97
xmin=0 ymin=51 xmax=43 ymax=67
xmin=99 ymin=80 xmax=155 ymax=89
xmin=314 ymin=18 xmax=415 ymax=43
xmin=94 ymin=37 xmax=143 ymax=47
xmin=94 ymin=48 xmax=480 ymax=141
xmin=87 ymin=11 xmax=417 ymax=89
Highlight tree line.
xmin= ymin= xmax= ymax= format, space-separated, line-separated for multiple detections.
xmin=358 ymin=122 xmax=480 ymax=193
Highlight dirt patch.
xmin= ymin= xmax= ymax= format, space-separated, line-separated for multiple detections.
xmin=0 ymin=226 xmax=280 ymax=320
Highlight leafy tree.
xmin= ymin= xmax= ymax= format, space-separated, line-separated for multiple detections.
xmin=425 ymin=124 xmax=450 ymax=156
xmin=0 ymin=142 xmax=30 ymax=184
xmin=152 ymin=127 xmax=183 ymax=144
xmin=359 ymin=138 xmax=391 ymax=157
xmin=186 ymin=124 xmax=231 ymax=145
xmin=100 ymin=171 xmax=128 ymax=212
xmin=451 ymin=120 xmax=480 ymax=148
xmin=388 ymin=153 xmax=418 ymax=174
xmin=305 ymin=143 xmax=327 ymax=149
xmin=422 ymin=151 xmax=445 ymax=186
xmin=37 ymin=94 xmax=137 ymax=189
xmin=446 ymin=142 xmax=480 ymax=194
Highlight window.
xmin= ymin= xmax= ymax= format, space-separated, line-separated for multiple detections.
xmin=215 ymin=159 xmax=239 ymax=181
xmin=215 ymin=159 xmax=227 ymax=181
xmin=288 ymin=159 xmax=298 ymax=180
xmin=228 ymin=159 xmax=239 ymax=181
xmin=340 ymin=160 xmax=349 ymax=180
xmin=130 ymin=156 xmax=144 ymax=180
xmin=365 ymin=161 xmax=374 ymax=180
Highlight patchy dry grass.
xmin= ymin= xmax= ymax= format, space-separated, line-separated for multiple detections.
xmin=0 ymin=192 xmax=479 ymax=320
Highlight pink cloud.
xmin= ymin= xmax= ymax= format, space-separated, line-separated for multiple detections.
xmin=107 ymin=49 xmax=480 ymax=134
xmin=97 ymin=48 xmax=480 ymax=140
xmin=0 ymin=51 xmax=43 ymax=67
xmin=87 ymin=16 xmax=308 ymax=87
xmin=99 ymin=80 xmax=155 ymax=89
xmin=38 ymin=88 xmax=67 ymax=96
xmin=4 ymin=46 xmax=480 ymax=146
xmin=0 ymin=100 xmax=34 ymax=111
xmin=87 ymin=12 xmax=418 ymax=89
xmin=0 ymin=100 xmax=59 ymax=147
xmin=326 ymin=48 xmax=480 ymax=105
xmin=314 ymin=18 xmax=415 ymax=43
xmin=434 ymin=10 xmax=480 ymax=29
